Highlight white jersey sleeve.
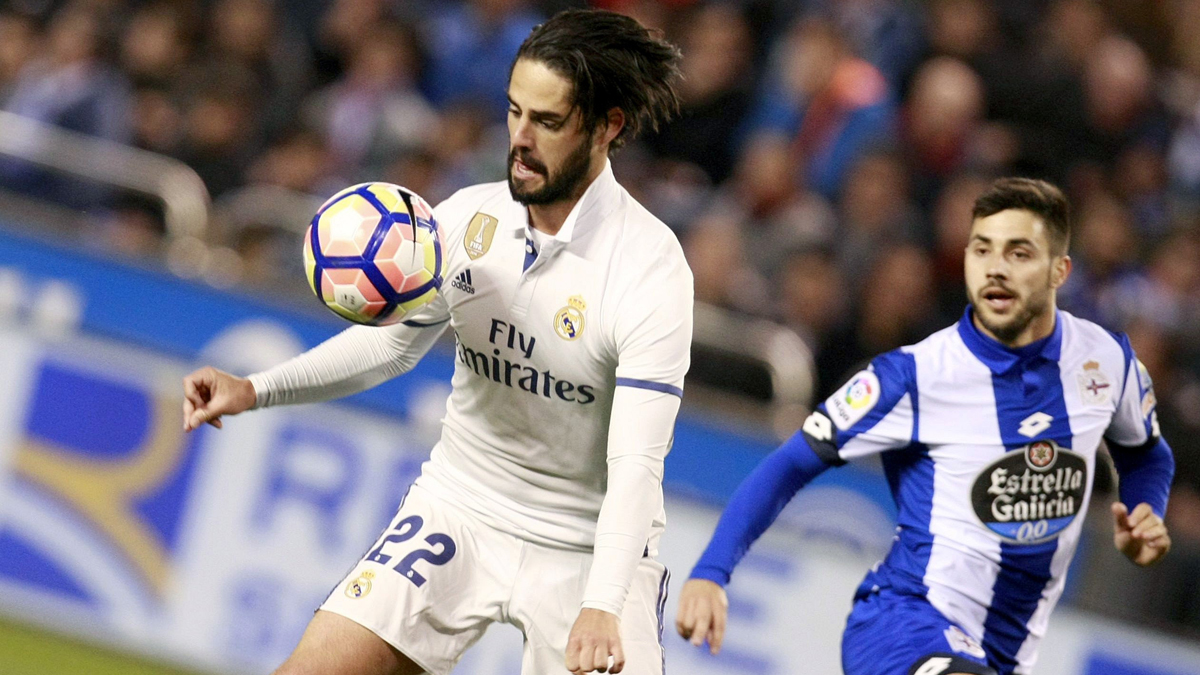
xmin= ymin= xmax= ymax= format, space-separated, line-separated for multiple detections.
xmin=248 ymin=289 xmax=450 ymax=409
xmin=582 ymin=241 xmax=692 ymax=614
xmin=1104 ymin=336 xmax=1160 ymax=446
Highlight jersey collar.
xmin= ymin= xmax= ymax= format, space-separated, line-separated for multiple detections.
xmin=512 ymin=159 xmax=620 ymax=245
xmin=957 ymin=305 xmax=1063 ymax=374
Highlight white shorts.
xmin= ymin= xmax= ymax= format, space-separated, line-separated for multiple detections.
xmin=320 ymin=483 xmax=670 ymax=675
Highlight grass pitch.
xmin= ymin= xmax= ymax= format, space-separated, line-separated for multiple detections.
xmin=0 ymin=616 xmax=213 ymax=675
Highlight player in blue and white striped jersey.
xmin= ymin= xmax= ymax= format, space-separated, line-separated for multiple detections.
xmin=676 ymin=178 xmax=1175 ymax=675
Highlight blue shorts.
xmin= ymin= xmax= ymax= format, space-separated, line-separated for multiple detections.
xmin=842 ymin=589 xmax=997 ymax=675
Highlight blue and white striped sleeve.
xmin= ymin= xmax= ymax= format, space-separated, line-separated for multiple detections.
xmin=1104 ymin=335 xmax=1174 ymax=517
xmin=803 ymin=350 xmax=917 ymax=466
xmin=1105 ymin=334 xmax=1159 ymax=447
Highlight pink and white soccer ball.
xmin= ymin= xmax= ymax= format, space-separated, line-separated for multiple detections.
xmin=303 ymin=183 xmax=444 ymax=325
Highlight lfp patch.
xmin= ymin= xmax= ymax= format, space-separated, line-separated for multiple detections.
xmin=826 ymin=371 xmax=881 ymax=430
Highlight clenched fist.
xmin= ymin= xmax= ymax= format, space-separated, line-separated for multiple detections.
xmin=182 ymin=366 xmax=256 ymax=432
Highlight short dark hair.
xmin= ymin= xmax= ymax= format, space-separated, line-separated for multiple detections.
xmin=972 ymin=177 xmax=1071 ymax=255
xmin=513 ymin=9 xmax=682 ymax=150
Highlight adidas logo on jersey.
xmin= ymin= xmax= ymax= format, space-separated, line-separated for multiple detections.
xmin=451 ymin=269 xmax=476 ymax=294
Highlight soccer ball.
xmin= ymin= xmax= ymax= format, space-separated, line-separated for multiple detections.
xmin=303 ymin=183 xmax=444 ymax=325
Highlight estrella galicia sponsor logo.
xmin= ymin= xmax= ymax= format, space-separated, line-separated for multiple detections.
xmin=970 ymin=439 xmax=1087 ymax=543
xmin=451 ymin=268 xmax=476 ymax=294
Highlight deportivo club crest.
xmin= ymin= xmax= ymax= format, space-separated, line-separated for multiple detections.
xmin=554 ymin=295 xmax=586 ymax=340
xmin=345 ymin=570 xmax=374 ymax=599
xmin=464 ymin=212 xmax=498 ymax=260
xmin=1077 ymin=360 xmax=1112 ymax=406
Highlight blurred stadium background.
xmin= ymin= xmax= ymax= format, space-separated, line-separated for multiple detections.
xmin=0 ymin=0 xmax=1199 ymax=673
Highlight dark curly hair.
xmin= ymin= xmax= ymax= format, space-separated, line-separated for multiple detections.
xmin=512 ymin=9 xmax=682 ymax=150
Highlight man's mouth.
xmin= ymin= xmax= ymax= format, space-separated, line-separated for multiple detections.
xmin=981 ymin=287 xmax=1016 ymax=312
xmin=512 ymin=155 xmax=545 ymax=179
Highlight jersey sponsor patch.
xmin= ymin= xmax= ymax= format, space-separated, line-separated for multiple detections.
xmin=944 ymin=626 xmax=986 ymax=659
xmin=1076 ymin=360 xmax=1112 ymax=406
xmin=464 ymin=212 xmax=498 ymax=259
xmin=970 ymin=440 xmax=1086 ymax=543
xmin=826 ymin=371 xmax=881 ymax=430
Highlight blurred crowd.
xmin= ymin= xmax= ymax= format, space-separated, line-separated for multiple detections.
xmin=1 ymin=0 xmax=1199 ymax=638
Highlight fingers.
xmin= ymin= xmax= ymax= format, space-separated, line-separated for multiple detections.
xmin=709 ymin=602 xmax=727 ymax=655
xmin=609 ymin=640 xmax=625 ymax=674
xmin=1127 ymin=502 xmax=1155 ymax=530
xmin=565 ymin=636 xmax=580 ymax=673
xmin=1110 ymin=501 xmax=1129 ymax=530
xmin=1132 ymin=513 xmax=1162 ymax=539
xmin=591 ymin=644 xmax=608 ymax=673
xmin=689 ymin=607 xmax=712 ymax=649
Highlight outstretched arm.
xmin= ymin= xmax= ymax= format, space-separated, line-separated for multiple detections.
xmin=183 ymin=319 xmax=447 ymax=430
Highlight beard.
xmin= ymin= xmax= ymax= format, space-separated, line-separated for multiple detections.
xmin=507 ymin=138 xmax=593 ymax=206
xmin=970 ymin=277 xmax=1053 ymax=345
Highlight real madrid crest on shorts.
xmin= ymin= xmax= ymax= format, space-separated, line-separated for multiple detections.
xmin=345 ymin=570 xmax=374 ymax=599
xmin=1076 ymin=360 xmax=1112 ymax=405
xmin=554 ymin=295 xmax=586 ymax=340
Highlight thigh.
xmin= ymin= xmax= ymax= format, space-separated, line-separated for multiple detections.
xmin=273 ymin=610 xmax=423 ymax=675
xmin=513 ymin=548 xmax=668 ymax=675
xmin=841 ymin=591 xmax=995 ymax=675
xmin=318 ymin=484 xmax=519 ymax=675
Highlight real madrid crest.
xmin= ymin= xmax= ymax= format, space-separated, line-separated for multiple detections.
xmin=1076 ymin=360 xmax=1112 ymax=406
xmin=554 ymin=295 xmax=586 ymax=340
xmin=345 ymin=570 xmax=375 ymax=599
xmin=464 ymin=212 xmax=498 ymax=260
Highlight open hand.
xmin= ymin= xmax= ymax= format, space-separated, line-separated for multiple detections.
xmin=675 ymin=578 xmax=728 ymax=655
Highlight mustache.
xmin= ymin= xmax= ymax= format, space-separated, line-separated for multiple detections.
xmin=980 ymin=283 xmax=1018 ymax=297
xmin=509 ymin=149 xmax=547 ymax=175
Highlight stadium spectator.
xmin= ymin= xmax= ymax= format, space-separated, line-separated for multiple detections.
xmin=422 ymin=0 xmax=543 ymax=112
xmin=701 ymin=133 xmax=835 ymax=282
xmin=641 ymin=2 xmax=754 ymax=184
xmin=746 ymin=17 xmax=896 ymax=200
xmin=302 ymin=20 xmax=438 ymax=178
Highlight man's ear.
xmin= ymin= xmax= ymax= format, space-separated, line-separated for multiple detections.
xmin=1052 ymin=255 xmax=1072 ymax=289
xmin=595 ymin=107 xmax=625 ymax=149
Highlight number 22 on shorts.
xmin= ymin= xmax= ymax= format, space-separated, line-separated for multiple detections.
xmin=366 ymin=515 xmax=458 ymax=587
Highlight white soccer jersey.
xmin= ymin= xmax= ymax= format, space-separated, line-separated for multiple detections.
xmin=404 ymin=162 xmax=693 ymax=553
xmin=804 ymin=309 xmax=1158 ymax=675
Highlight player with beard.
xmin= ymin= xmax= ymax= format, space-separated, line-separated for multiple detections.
xmin=676 ymin=178 xmax=1175 ymax=675
xmin=181 ymin=10 xmax=691 ymax=675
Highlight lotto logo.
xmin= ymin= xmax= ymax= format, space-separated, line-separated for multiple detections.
xmin=912 ymin=657 xmax=952 ymax=675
